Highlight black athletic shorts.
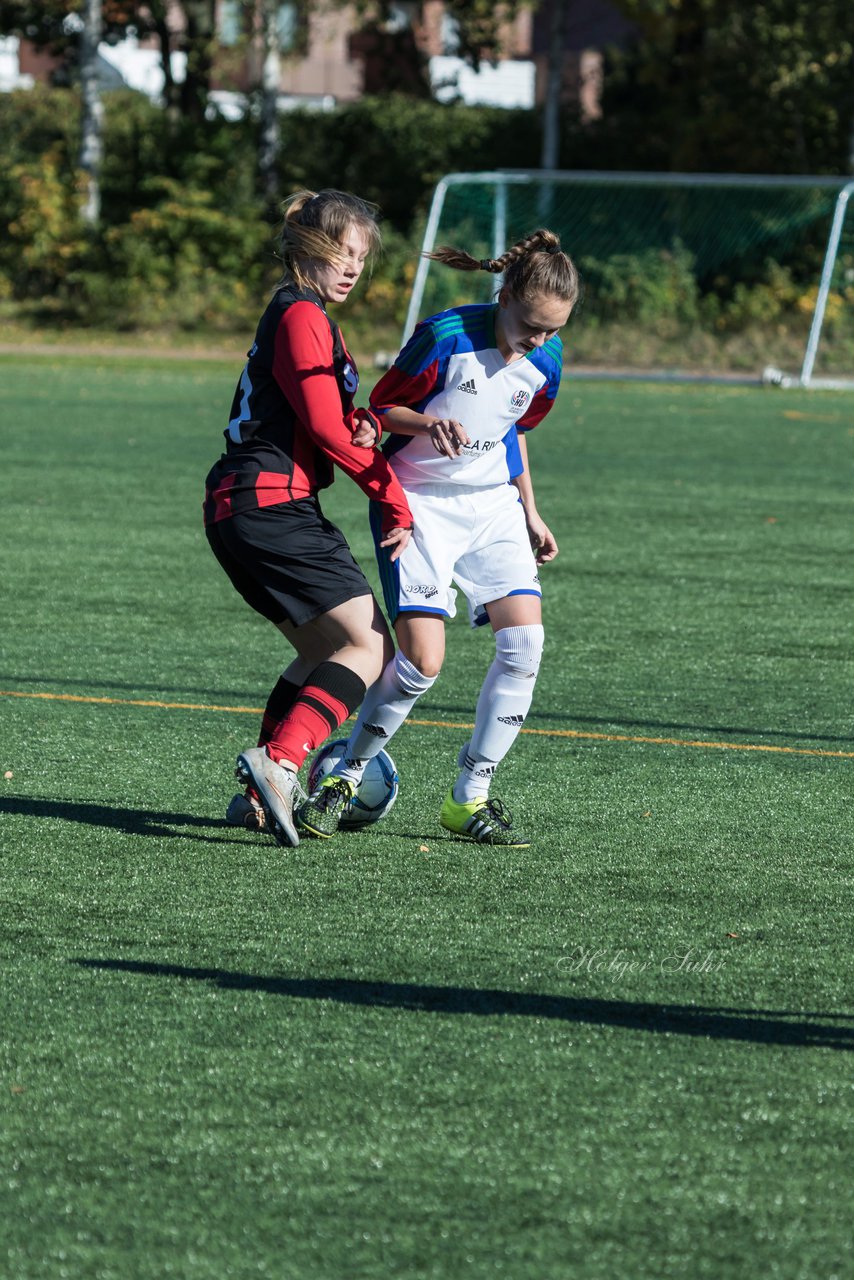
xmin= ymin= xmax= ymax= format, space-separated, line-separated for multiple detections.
xmin=206 ymin=497 xmax=373 ymax=628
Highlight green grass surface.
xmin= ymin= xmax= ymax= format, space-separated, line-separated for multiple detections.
xmin=1 ymin=356 xmax=852 ymax=1279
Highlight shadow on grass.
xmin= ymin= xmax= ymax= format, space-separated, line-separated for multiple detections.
xmin=71 ymin=959 xmax=853 ymax=1050
xmin=1 ymin=796 xmax=242 ymax=843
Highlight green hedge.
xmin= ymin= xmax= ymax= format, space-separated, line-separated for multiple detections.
xmin=0 ymin=89 xmax=541 ymax=330
xmin=0 ymin=87 xmax=850 ymax=360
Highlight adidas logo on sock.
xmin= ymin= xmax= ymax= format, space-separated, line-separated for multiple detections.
xmin=464 ymin=754 xmax=496 ymax=778
xmin=363 ymin=723 xmax=388 ymax=738
xmin=498 ymin=715 xmax=525 ymax=726
xmin=457 ymin=378 xmax=477 ymax=394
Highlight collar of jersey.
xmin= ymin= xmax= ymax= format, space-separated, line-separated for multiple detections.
xmin=278 ymin=281 xmax=328 ymax=313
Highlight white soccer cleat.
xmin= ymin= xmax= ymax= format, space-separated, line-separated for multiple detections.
xmin=235 ymin=747 xmax=300 ymax=847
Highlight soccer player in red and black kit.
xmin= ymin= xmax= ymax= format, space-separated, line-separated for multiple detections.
xmin=204 ymin=189 xmax=412 ymax=846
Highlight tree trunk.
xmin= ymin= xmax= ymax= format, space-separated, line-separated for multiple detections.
xmin=259 ymin=0 xmax=282 ymax=208
xmin=181 ymin=0 xmax=217 ymax=124
xmin=539 ymin=0 xmax=565 ymax=220
xmin=149 ymin=1 xmax=179 ymax=120
xmin=79 ymin=0 xmax=103 ymax=226
xmin=541 ymin=0 xmax=565 ymax=171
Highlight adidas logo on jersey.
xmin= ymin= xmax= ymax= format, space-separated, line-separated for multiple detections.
xmin=457 ymin=378 xmax=477 ymax=394
xmin=498 ymin=715 xmax=525 ymax=726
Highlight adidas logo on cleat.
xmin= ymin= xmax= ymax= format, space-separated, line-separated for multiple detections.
xmin=498 ymin=715 xmax=525 ymax=726
xmin=457 ymin=378 xmax=477 ymax=394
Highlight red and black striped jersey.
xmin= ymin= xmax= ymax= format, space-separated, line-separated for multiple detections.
xmin=204 ymin=284 xmax=411 ymax=534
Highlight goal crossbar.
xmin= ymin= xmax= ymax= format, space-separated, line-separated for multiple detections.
xmin=404 ymin=170 xmax=854 ymax=389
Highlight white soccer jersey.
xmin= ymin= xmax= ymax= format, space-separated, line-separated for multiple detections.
xmin=370 ymin=303 xmax=563 ymax=490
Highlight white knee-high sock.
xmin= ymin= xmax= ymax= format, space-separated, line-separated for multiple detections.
xmin=454 ymin=624 xmax=544 ymax=803
xmin=334 ymin=652 xmax=438 ymax=783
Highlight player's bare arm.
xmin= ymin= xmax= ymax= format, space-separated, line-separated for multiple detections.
xmin=380 ymin=405 xmax=471 ymax=457
xmin=513 ymin=432 xmax=559 ymax=564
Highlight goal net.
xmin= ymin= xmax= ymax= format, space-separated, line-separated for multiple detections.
xmin=404 ymin=172 xmax=854 ymax=387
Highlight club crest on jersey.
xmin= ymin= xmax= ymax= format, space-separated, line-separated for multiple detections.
xmin=511 ymin=389 xmax=530 ymax=410
xmin=342 ymin=362 xmax=358 ymax=394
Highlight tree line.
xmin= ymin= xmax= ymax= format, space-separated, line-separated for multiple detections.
xmin=0 ymin=0 xmax=851 ymax=353
xmin=2 ymin=0 xmax=852 ymax=204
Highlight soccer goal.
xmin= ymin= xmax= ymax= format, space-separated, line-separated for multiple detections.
xmin=404 ymin=171 xmax=854 ymax=388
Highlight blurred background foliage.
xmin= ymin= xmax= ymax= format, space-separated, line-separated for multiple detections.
xmin=0 ymin=0 xmax=851 ymax=360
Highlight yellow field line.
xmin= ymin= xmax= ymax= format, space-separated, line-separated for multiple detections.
xmin=0 ymin=689 xmax=262 ymax=713
xmin=2 ymin=688 xmax=852 ymax=760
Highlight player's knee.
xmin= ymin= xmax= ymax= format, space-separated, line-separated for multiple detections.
xmin=412 ymin=656 xmax=443 ymax=681
xmin=393 ymin=649 xmax=439 ymax=695
xmin=495 ymin=624 xmax=545 ymax=680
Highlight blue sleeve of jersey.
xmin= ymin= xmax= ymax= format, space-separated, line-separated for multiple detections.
xmin=395 ymin=319 xmax=443 ymax=379
xmin=502 ymin=424 xmax=524 ymax=478
xmin=517 ymin=336 xmax=563 ymax=431
xmin=372 ymin=318 xmax=452 ymax=415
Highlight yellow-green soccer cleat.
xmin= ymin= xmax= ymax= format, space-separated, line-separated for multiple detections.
xmin=439 ymin=790 xmax=531 ymax=847
xmin=296 ymin=775 xmax=357 ymax=838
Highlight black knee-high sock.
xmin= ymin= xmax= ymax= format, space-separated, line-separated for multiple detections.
xmin=258 ymin=677 xmax=302 ymax=747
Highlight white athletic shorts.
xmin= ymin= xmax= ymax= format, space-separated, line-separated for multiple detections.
xmin=372 ymin=482 xmax=541 ymax=627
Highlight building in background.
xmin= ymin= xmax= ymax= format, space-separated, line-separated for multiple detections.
xmin=2 ymin=0 xmax=632 ymax=117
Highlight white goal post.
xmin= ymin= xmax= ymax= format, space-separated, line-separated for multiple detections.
xmin=403 ymin=171 xmax=854 ymax=389
xmin=799 ymin=179 xmax=854 ymax=389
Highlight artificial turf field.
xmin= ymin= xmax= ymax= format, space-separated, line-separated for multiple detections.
xmin=1 ymin=354 xmax=852 ymax=1280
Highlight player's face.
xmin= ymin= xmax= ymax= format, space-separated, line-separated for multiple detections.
xmin=496 ymin=289 xmax=572 ymax=360
xmin=307 ymin=224 xmax=370 ymax=304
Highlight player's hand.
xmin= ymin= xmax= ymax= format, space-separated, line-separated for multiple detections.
xmin=428 ymin=418 xmax=469 ymax=457
xmin=380 ymin=526 xmax=412 ymax=563
xmin=527 ymin=514 xmax=559 ymax=564
xmin=351 ymin=408 xmax=380 ymax=449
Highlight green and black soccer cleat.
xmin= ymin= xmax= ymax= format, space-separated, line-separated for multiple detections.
xmin=439 ymin=791 xmax=531 ymax=847
xmin=296 ymin=775 xmax=357 ymax=838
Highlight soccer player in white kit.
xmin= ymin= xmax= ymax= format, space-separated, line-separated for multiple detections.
xmin=295 ymin=229 xmax=580 ymax=845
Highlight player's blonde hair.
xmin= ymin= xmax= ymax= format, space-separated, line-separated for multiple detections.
xmin=277 ymin=189 xmax=382 ymax=291
xmin=425 ymin=228 xmax=580 ymax=308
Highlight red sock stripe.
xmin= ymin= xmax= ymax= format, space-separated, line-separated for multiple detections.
xmin=298 ymin=684 xmax=351 ymax=726
xmin=267 ymin=703 xmax=338 ymax=768
xmin=265 ymin=662 xmax=366 ymax=770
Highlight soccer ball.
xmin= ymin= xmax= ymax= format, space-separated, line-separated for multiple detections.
xmin=307 ymin=739 xmax=399 ymax=828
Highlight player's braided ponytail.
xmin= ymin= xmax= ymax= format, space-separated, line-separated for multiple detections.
xmin=425 ymin=227 xmax=580 ymax=307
